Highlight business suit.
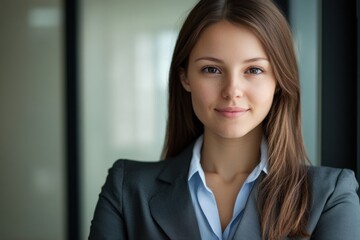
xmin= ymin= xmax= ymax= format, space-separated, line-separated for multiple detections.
xmin=89 ymin=142 xmax=360 ymax=240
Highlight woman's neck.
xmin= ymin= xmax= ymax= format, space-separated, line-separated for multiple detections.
xmin=201 ymin=125 xmax=263 ymax=181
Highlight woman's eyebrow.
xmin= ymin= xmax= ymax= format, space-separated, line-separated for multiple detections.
xmin=243 ymin=57 xmax=269 ymax=63
xmin=194 ymin=56 xmax=224 ymax=63
xmin=194 ymin=56 xmax=269 ymax=63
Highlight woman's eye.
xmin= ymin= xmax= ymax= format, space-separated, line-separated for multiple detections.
xmin=246 ymin=67 xmax=263 ymax=75
xmin=202 ymin=66 xmax=221 ymax=74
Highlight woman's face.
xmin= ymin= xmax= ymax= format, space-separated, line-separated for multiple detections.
xmin=181 ymin=20 xmax=276 ymax=140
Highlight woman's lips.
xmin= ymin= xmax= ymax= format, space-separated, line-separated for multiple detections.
xmin=215 ymin=107 xmax=249 ymax=118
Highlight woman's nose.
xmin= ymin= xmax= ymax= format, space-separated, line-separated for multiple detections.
xmin=221 ymin=74 xmax=244 ymax=100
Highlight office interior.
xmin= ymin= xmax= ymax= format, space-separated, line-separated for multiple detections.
xmin=0 ymin=0 xmax=358 ymax=239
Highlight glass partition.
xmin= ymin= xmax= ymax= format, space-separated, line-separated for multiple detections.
xmin=289 ymin=0 xmax=321 ymax=165
xmin=79 ymin=1 xmax=197 ymax=238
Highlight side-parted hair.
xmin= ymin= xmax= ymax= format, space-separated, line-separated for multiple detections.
xmin=161 ymin=0 xmax=311 ymax=239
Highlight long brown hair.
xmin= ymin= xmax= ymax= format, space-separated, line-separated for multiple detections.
xmin=162 ymin=0 xmax=311 ymax=239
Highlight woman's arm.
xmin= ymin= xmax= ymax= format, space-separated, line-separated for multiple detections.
xmin=89 ymin=160 xmax=127 ymax=240
xmin=311 ymin=169 xmax=360 ymax=239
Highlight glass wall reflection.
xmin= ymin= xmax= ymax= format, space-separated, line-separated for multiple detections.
xmin=290 ymin=0 xmax=321 ymax=165
xmin=80 ymin=1 xmax=197 ymax=238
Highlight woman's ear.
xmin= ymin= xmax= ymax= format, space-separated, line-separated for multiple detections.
xmin=179 ymin=69 xmax=191 ymax=92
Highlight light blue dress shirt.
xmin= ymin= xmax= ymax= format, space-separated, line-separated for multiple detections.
xmin=188 ymin=135 xmax=268 ymax=240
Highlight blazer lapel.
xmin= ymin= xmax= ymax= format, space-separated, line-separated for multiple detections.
xmin=232 ymin=176 xmax=263 ymax=240
xmin=232 ymin=176 xmax=303 ymax=240
xmin=149 ymin=143 xmax=201 ymax=240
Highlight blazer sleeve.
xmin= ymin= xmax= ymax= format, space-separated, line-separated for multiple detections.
xmin=311 ymin=169 xmax=360 ymax=240
xmin=89 ymin=160 xmax=127 ymax=240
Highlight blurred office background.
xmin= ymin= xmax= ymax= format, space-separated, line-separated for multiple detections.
xmin=0 ymin=0 xmax=358 ymax=239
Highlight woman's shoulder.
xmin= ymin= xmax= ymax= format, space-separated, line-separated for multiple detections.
xmin=308 ymin=165 xmax=356 ymax=180
xmin=108 ymin=159 xmax=169 ymax=182
xmin=108 ymin=142 xmax=194 ymax=183
xmin=305 ymin=167 xmax=360 ymax=238
xmin=112 ymin=158 xmax=166 ymax=170
xmin=307 ymin=166 xmax=358 ymax=193
xmin=99 ymin=159 xmax=166 ymax=194
xmin=308 ymin=166 xmax=357 ymax=185
xmin=307 ymin=166 xmax=359 ymax=209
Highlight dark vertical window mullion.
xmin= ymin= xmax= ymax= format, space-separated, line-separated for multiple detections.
xmin=273 ymin=0 xmax=289 ymax=20
xmin=321 ymin=0 xmax=357 ymax=172
xmin=64 ymin=0 xmax=80 ymax=239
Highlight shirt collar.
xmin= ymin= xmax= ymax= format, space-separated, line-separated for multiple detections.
xmin=188 ymin=135 xmax=205 ymax=181
xmin=188 ymin=135 xmax=269 ymax=182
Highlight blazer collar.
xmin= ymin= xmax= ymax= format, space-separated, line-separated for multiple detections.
xmin=149 ymin=143 xmax=269 ymax=240
xmin=149 ymin=142 xmax=202 ymax=240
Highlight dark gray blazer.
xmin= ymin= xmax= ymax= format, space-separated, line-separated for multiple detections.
xmin=89 ymin=143 xmax=360 ymax=240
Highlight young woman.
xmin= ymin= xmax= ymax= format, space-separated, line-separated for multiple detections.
xmin=89 ymin=0 xmax=360 ymax=239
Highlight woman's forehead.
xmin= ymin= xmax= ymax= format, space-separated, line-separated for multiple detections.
xmin=189 ymin=21 xmax=268 ymax=62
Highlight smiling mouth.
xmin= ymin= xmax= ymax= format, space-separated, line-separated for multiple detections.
xmin=215 ymin=107 xmax=249 ymax=118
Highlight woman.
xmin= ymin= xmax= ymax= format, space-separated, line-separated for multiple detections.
xmin=89 ymin=0 xmax=360 ymax=239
